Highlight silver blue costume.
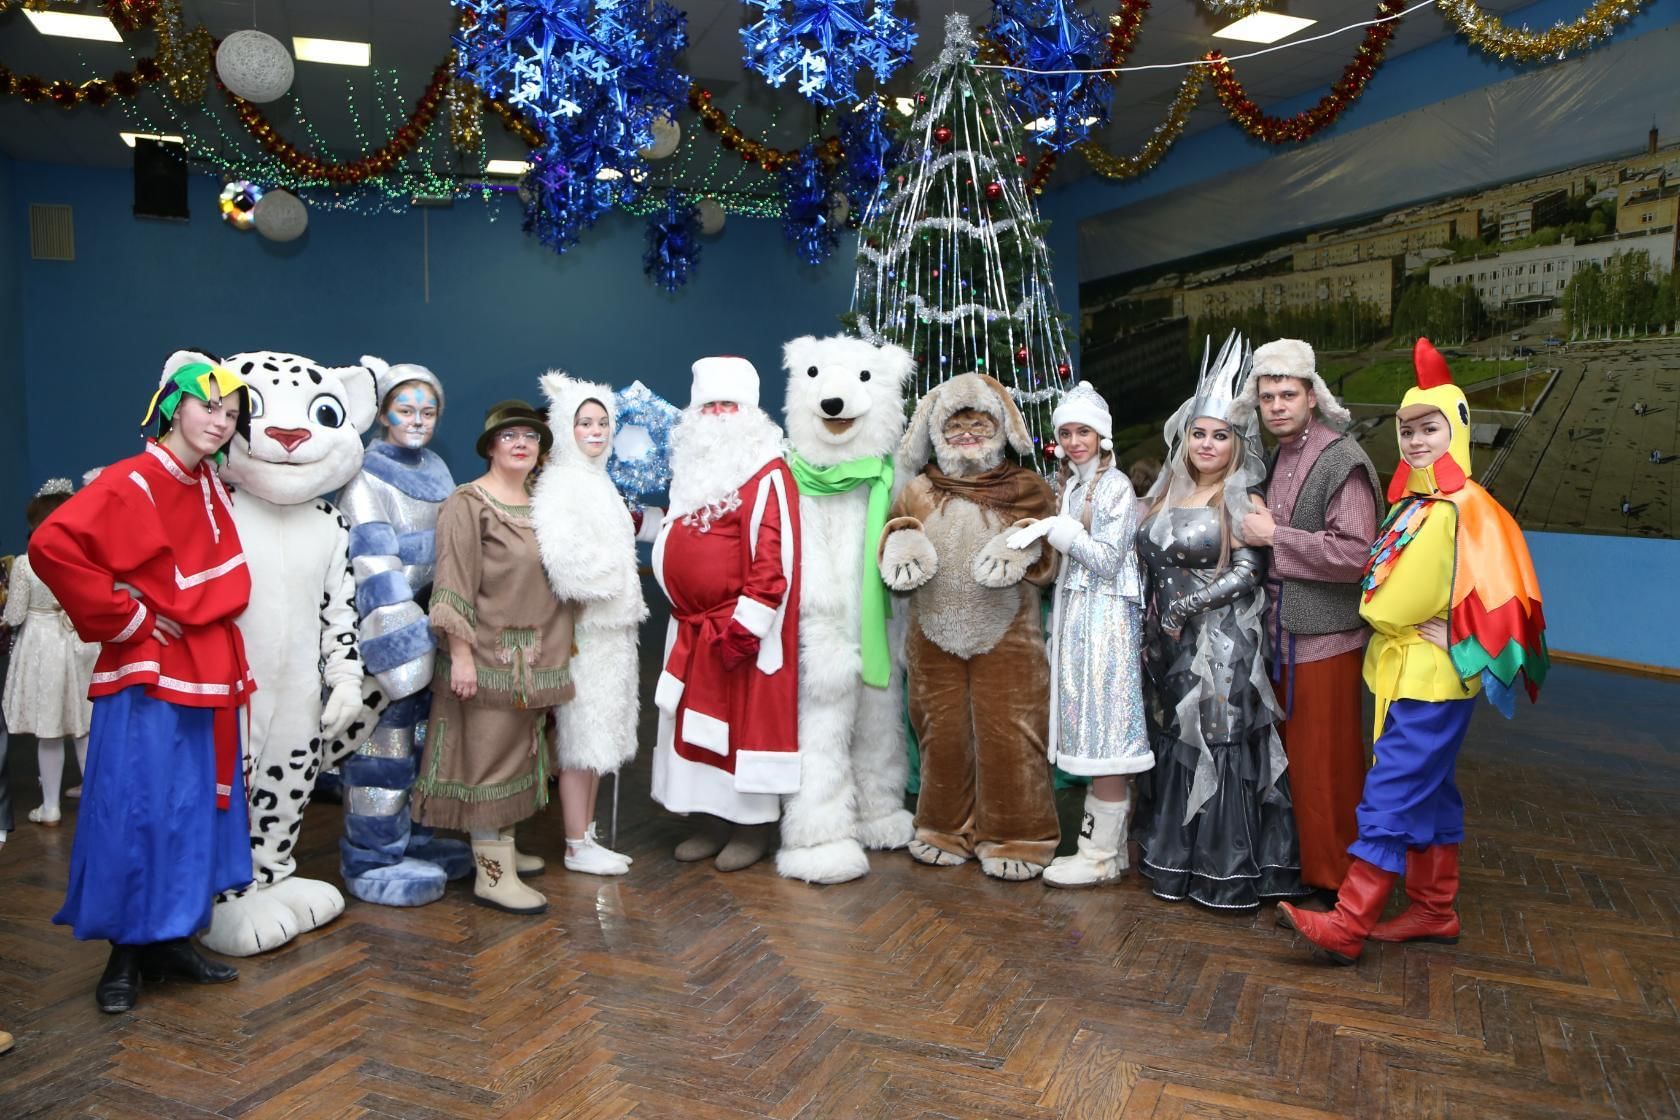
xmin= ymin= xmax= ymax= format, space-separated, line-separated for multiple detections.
xmin=1046 ymin=465 xmax=1150 ymax=776
xmin=338 ymin=440 xmax=471 ymax=905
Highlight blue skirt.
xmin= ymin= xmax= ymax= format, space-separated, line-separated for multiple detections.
xmin=54 ymin=686 xmax=253 ymax=944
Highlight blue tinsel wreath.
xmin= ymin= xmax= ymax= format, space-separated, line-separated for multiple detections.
xmin=987 ymin=0 xmax=1114 ymax=152
xmin=644 ymin=191 xmax=703 ymax=292
xmin=781 ymin=144 xmax=841 ymax=266
xmin=741 ymin=0 xmax=918 ymax=107
xmin=609 ymin=380 xmax=681 ymax=501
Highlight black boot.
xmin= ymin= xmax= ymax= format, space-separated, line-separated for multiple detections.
xmin=96 ymin=944 xmax=141 ymax=1014
xmin=139 ymin=939 xmax=239 ymax=985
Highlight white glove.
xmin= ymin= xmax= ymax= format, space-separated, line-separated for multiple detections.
xmin=320 ymin=680 xmax=364 ymax=739
xmin=1044 ymin=515 xmax=1084 ymax=553
xmin=1005 ymin=518 xmax=1055 ymax=551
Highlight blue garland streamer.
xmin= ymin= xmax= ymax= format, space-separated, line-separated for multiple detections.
xmin=741 ymin=0 xmax=918 ymax=107
xmin=609 ymin=379 xmax=681 ymax=500
xmin=987 ymin=0 xmax=1113 ymax=152
xmin=837 ymin=97 xmax=901 ymax=216
xmin=780 ymin=144 xmax=841 ymax=265
xmin=644 ymin=190 xmax=702 ymax=292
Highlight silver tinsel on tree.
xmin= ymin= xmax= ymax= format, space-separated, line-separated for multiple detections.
xmin=846 ymin=14 xmax=1075 ymax=450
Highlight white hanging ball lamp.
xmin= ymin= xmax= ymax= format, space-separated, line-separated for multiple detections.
xmin=217 ymin=29 xmax=295 ymax=103
xmin=253 ymin=189 xmax=309 ymax=242
xmin=639 ymin=114 xmax=681 ymax=161
xmin=696 ymin=196 xmax=726 ymax=236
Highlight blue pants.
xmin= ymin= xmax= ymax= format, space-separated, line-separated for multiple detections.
xmin=54 ymin=687 xmax=252 ymax=944
xmin=1349 ymin=698 xmax=1476 ymax=874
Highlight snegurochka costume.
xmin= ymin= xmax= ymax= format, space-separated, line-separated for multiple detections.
xmin=30 ymin=359 xmax=257 ymax=1011
xmin=1280 ymin=338 xmax=1548 ymax=964
xmin=337 ymin=360 xmax=471 ymax=908
xmin=1132 ymin=334 xmax=1308 ymax=911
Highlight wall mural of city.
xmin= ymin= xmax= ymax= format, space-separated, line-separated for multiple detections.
xmin=1077 ymin=36 xmax=1679 ymax=541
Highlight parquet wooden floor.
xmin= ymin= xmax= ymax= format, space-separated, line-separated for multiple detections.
xmin=1 ymin=657 xmax=1676 ymax=1119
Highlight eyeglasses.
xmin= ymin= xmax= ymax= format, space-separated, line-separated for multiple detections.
xmin=942 ymin=415 xmax=997 ymax=435
xmin=496 ymin=428 xmax=540 ymax=445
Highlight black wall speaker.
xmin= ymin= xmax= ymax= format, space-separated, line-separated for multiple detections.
xmin=133 ymin=137 xmax=189 ymax=220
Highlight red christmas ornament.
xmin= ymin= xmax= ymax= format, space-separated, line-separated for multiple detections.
xmin=934 ymin=126 xmax=953 ymax=146
xmin=985 ymin=182 xmax=1004 ymax=202
xmin=1057 ymin=362 xmax=1070 ymax=376
xmin=1015 ymin=154 xmax=1028 ymax=167
xmin=1015 ymin=346 xmax=1029 ymax=363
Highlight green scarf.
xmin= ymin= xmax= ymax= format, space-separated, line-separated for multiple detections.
xmin=787 ymin=450 xmax=895 ymax=689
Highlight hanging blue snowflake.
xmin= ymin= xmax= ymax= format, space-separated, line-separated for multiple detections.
xmin=741 ymin=0 xmax=918 ymax=107
xmin=644 ymin=191 xmax=702 ymax=292
xmin=520 ymin=145 xmax=619 ymax=253
xmin=837 ymin=96 xmax=901 ymax=217
xmin=781 ymin=144 xmax=841 ymax=266
xmin=609 ymin=379 xmax=681 ymax=501
xmin=454 ymin=1 xmax=689 ymax=153
xmin=987 ymin=0 xmax=1114 ymax=152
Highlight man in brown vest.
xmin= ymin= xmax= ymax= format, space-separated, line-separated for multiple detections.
xmin=1234 ymin=339 xmax=1382 ymax=913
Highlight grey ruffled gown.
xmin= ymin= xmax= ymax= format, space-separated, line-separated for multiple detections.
xmin=1133 ymin=506 xmax=1307 ymax=910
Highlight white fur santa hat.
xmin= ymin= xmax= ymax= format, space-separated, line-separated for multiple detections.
xmin=1050 ymin=381 xmax=1113 ymax=455
xmin=1229 ymin=338 xmax=1352 ymax=430
xmin=690 ymin=355 xmax=759 ymax=409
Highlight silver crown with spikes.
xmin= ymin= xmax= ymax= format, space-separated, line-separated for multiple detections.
xmin=1189 ymin=331 xmax=1252 ymax=423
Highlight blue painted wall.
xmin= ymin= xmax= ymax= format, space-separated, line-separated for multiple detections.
xmin=1526 ymin=532 xmax=1672 ymax=668
xmin=0 ymin=155 xmax=26 ymax=556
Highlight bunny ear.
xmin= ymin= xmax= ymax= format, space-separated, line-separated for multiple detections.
xmin=985 ymin=375 xmax=1034 ymax=457
xmin=901 ymin=383 xmax=940 ymax=470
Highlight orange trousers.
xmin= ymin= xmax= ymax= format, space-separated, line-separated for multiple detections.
xmin=1276 ymin=648 xmax=1369 ymax=891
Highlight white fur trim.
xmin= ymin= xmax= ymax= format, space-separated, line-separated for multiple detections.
xmin=746 ymin=468 xmax=792 ymax=676
xmin=691 ymin=356 xmax=760 ymax=409
xmin=732 ymin=596 xmax=776 ymax=638
xmin=1232 ymin=338 xmax=1353 ymax=431
xmin=1051 ymin=381 xmax=1112 ymax=440
xmin=681 ymin=709 xmax=730 ymax=756
xmin=636 ymin=506 xmax=664 ymax=543
xmin=654 ymin=668 xmax=684 ymax=714
xmin=733 ymin=750 xmax=801 ymax=795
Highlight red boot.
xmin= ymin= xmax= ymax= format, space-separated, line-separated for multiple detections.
xmin=1279 ymin=859 xmax=1397 ymax=965
xmin=1368 ymin=844 xmax=1460 ymax=944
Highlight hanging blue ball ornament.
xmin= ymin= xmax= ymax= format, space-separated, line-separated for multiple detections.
xmin=643 ymin=190 xmax=702 ymax=292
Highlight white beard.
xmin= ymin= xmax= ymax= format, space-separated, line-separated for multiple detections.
xmin=667 ymin=406 xmax=786 ymax=524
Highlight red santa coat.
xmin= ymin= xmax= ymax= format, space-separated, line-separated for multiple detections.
xmin=651 ymin=458 xmax=800 ymax=824
xmin=29 ymin=441 xmax=256 ymax=805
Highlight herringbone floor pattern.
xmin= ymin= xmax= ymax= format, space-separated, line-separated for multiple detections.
xmin=1 ymin=660 xmax=1675 ymax=1119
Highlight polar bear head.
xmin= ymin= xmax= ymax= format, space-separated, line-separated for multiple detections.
xmin=781 ymin=335 xmax=915 ymax=469
xmin=218 ymin=349 xmax=378 ymax=506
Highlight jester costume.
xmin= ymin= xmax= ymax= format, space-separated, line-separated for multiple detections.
xmin=1281 ymin=339 xmax=1548 ymax=964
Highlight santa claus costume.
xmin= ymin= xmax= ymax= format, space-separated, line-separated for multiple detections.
xmin=650 ymin=357 xmax=801 ymax=871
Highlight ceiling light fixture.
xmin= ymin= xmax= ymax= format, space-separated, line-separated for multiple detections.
xmin=22 ymin=10 xmax=123 ymax=42
xmin=1023 ymin=115 xmax=1101 ymax=133
xmin=120 ymin=132 xmax=185 ymax=148
xmin=1212 ymin=13 xmax=1317 ymax=44
xmin=484 ymin=159 xmax=531 ymax=176
xmin=292 ymin=37 xmax=371 ymax=67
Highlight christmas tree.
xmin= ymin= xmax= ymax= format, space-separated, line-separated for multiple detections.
xmin=845 ymin=14 xmax=1075 ymax=448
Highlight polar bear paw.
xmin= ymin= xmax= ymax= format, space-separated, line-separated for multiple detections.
xmin=776 ymin=838 xmax=871 ymax=884
xmin=857 ymin=808 xmax=915 ymax=851
xmin=202 ymin=889 xmax=302 ymax=957
xmin=266 ymin=876 xmax=347 ymax=933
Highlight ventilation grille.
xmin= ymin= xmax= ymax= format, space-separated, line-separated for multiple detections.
xmin=29 ymin=204 xmax=74 ymax=261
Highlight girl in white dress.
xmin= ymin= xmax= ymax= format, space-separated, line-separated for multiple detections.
xmin=3 ymin=480 xmax=97 ymax=827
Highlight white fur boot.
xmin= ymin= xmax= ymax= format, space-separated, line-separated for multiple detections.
xmin=1043 ymin=793 xmax=1130 ymax=890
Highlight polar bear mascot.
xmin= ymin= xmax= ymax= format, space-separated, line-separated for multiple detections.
xmin=201 ymin=349 xmax=377 ymax=957
xmin=777 ymin=334 xmax=917 ymax=884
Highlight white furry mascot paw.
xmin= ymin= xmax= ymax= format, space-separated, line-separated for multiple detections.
xmin=776 ymin=335 xmax=917 ymax=885
xmin=200 ymin=350 xmax=377 ymax=957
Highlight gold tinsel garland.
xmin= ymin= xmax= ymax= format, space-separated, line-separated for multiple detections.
xmin=1077 ymin=67 xmax=1204 ymax=180
xmin=1437 ymin=0 xmax=1652 ymax=61
xmin=153 ymin=0 xmax=210 ymax=103
xmin=448 ymin=78 xmax=483 ymax=150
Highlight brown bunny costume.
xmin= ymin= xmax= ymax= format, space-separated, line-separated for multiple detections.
xmin=879 ymin=373 xmax=1060 ymax=879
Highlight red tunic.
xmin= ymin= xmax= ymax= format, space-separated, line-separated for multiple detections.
xmin=650 ymin=459 xmax=800 ymax=822
xmin=29 ymin=442 xmax=256 ymax=804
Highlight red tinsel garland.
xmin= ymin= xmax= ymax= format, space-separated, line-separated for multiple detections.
xmin=1205 ymin=0 xmax=1404 ymax=143
xmin=1105 ymin=0 xmax=1150 ymax=67
xmin=0 ymin=56 xmax=163 ymax=107
xmin=221 ymin=59 xmax=451 ymax=185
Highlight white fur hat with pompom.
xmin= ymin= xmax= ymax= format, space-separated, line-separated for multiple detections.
xmin=1051 ymin=381 xmax=1113 ymax=454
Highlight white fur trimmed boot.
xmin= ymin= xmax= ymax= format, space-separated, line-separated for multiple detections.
xmin=1043 ymin=793 xmax=1130 ymax=890
xmin=471 ymin=838 xmax=548 ymax=914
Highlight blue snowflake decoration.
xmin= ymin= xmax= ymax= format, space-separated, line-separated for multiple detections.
xmin=837 ymin=97 xmax=902 ymax=216
xmin=741 ymin=0 xmax=918 ymax=107
xmin=987 ymin=0 xmax=1114 ymax=153
xmin=781 ymin=144 xmax=842 ymax=266
xmin=521 ymin=145 xmax=619 ymax=253
xmin=609 ymin=379 xmax=680 ymax=501
xmin=644 ymin=191 xmax=702 ymax=292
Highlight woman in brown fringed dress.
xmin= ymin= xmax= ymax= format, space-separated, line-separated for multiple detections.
xmin=411 ymin=400 xmax=576 ymax=915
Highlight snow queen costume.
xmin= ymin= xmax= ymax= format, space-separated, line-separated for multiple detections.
xmin=1133 ymin=333 xmax=1308 ymax=910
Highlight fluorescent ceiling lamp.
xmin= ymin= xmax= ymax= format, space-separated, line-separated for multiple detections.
xmin=895 ymin=97 xmax=916 ymax=116
xmin=293 ymin=37 xmax=371 ymax=66
xmin=596 ymin=168 xmax=623 ymax=181
xmin=1213 ymin=12 xmax=1317 ymax=44
xmin=22 ymin=10 xmax=123 ymax=42
xmin=1023 ymin=115 xmax=1101 ymax=133
xmin=120 ymin=132 xmax=185 ymax=148
xmin=484 ymin=159 xmax=531 ymax=176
